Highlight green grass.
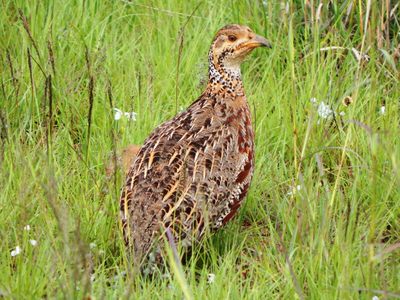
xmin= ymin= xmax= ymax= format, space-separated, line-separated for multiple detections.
xmin=1 ymin=0 xmax=399 ymax=299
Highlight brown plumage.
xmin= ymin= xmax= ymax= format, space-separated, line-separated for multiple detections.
xmin=120 ymin=24 xmax=270 ymax=269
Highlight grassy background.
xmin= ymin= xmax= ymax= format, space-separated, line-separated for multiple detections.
xmin=1 ymin=0 xmax=399 ymax=298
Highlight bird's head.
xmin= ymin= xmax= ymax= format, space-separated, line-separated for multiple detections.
xmin=209 ymin=24 xmax=271 ymax=79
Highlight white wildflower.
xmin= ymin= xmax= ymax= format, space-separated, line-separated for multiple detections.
xmin=317 ymin=101 xmax=333 ymax=119
xmin=89 ymin=242 xmax=96 ymax=249
xmin=113 ymin=108 xmax=137 ymax=121
xmin=372 ymin=296 xmax=379 ymax=300
xmin=23 ymin=225 xmax=31 ymax=231
xmin=311 ymin=98 xmax=338 ymax=121
xmin=379 ymin=106 xmax=385 ymax=115
xmin=113 ymin=108 xmax=123 ymax=120
xmin=287 ymin=185 xmax=301 ymax=196
xmin=11 ymin=246 xmax=21 ymax=257
xmin=124 ymin=111 xmax=137 ymax=121
xmin=29 ymin=240 xmax=38 ymax=246
xmin=207 ymin=273 xmax=216 ymax=284
xmin=339 ymin=111 xmax=345 ymax=116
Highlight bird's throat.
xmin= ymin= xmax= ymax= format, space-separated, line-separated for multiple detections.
xmin=207 ymin=57 xmax=243 ymax=94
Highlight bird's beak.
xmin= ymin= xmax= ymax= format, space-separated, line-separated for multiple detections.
xmin=241 ymin=34 xmax=272 ymax=49
xmin=253 ymin=34 xmax=272 ymax=48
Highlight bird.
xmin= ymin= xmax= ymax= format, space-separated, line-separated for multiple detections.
xmin=120 ymin=24 xmax=271 ymax=271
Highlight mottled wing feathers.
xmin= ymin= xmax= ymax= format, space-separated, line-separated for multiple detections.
xmin=120 ymin=95 xmax=253 ymax=260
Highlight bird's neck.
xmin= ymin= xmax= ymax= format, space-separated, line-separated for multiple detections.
xmin=207 ymin=52 xmax=244 ymax=95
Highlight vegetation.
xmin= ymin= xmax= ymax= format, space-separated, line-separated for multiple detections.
xmin=1 ymin=0 xmax=399 ymax=298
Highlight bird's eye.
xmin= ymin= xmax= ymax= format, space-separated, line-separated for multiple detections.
xmin=228 ymin=35 xmax=237 ymax=42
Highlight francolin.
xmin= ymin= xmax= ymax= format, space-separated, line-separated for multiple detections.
xmin=120 ymin=24 xmax=270 ymax=271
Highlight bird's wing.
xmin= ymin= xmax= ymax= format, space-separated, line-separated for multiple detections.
xmin=119 ymin=104 xmax=249 ymax=256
